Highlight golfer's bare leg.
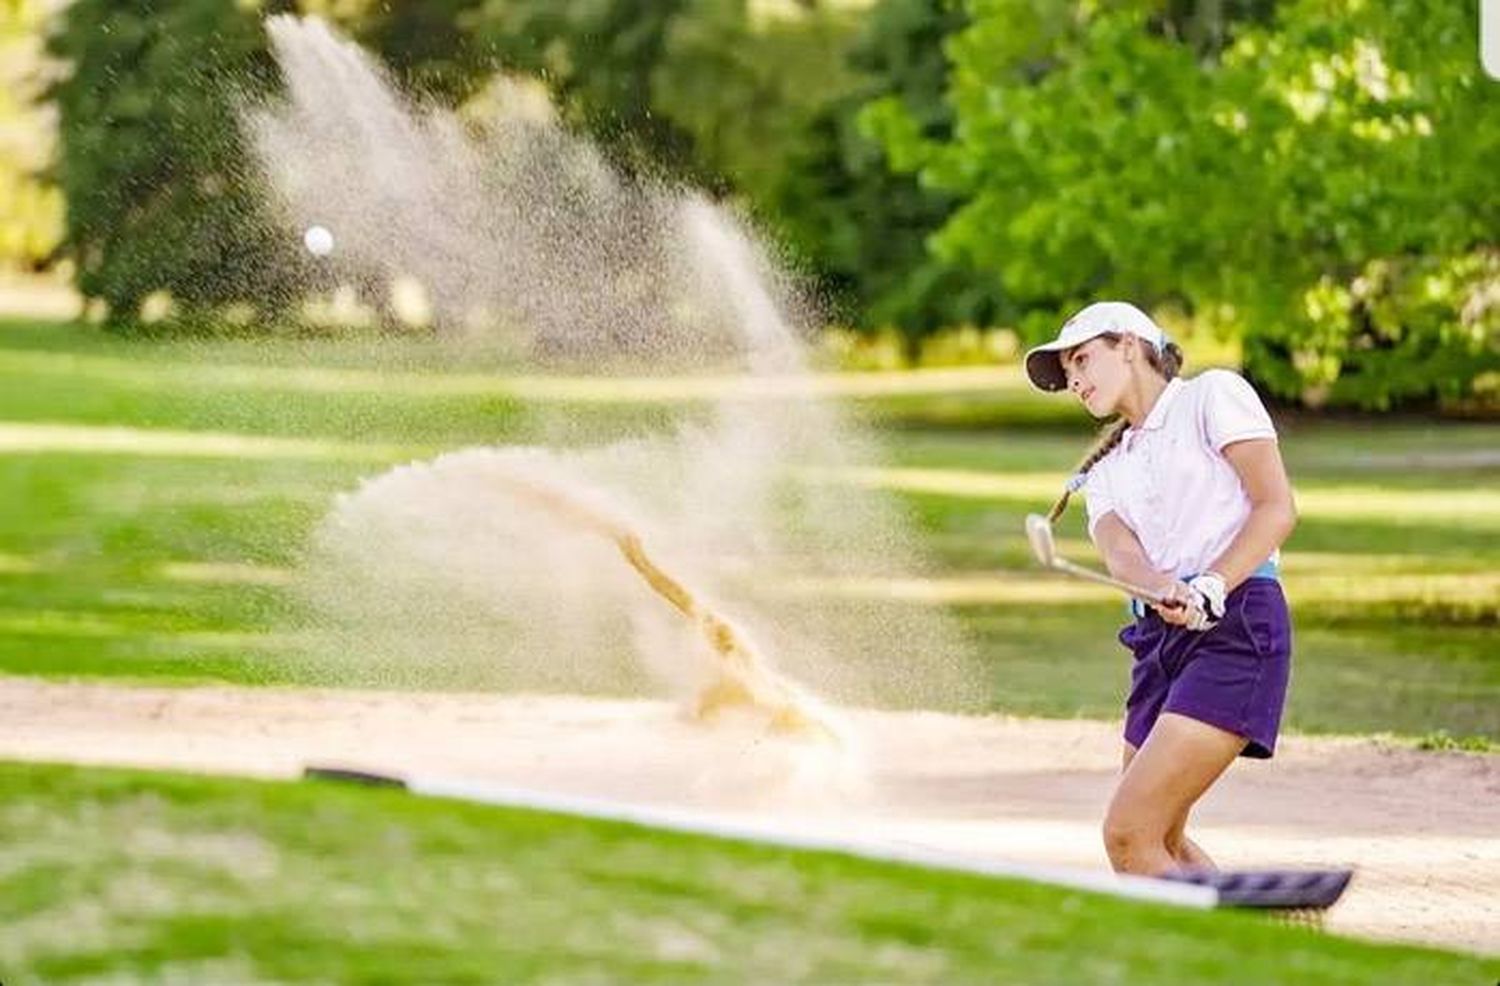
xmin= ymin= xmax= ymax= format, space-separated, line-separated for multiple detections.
xmin=1120 ymin=742 xmax=1218 ymax=869
xmin=1107 ymin=715 xmax=1244 ymax=875
xmin=1120 ymin=741 xmax=1217 ymax=869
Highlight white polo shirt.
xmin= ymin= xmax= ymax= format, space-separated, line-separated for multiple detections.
xmin=1083 ymin=370 xmax=1279 ymax=578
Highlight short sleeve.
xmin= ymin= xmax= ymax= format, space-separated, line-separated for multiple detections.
xmin=1082 ymin=461 xmax=1116 ymax=540
xmin=1200 ymin=369 xmax=1277 ymax=451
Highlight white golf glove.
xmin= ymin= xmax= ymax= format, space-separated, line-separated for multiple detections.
xmin=1183 ymin=573 xmax=1227 ymax=632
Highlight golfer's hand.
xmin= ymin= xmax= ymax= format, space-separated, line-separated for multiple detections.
xmin=1151 ymin=580 xmax=1196 ymax=625
xmin=1182 ymin=573 xmax=1228 ymax=632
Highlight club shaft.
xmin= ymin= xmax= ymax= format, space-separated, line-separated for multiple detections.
xmin=1052 ymin=558 xmax=1172 ymax=605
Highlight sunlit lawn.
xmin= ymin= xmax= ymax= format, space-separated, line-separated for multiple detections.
xmin=1 ymin=316 xmax=1495 ymax=740
xmin=2 ymin=761 xmax=1489 ymax=985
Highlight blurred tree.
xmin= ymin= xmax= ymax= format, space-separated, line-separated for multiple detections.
xmin=41 ymin=0 xmax=1008 ymax=340
xmin=48 ymin=0 xmax=299 ymax=328
xmin=867 ymin=0 xmax=1499 ymax=407
xmin=784 ymin=0 xmax=1010 ymax=343
xmin=462 ymin=0 xmax=1000 ymax=344
xmin=1151 ymin=0 xmax=1275 ymax=60
xmin=1220 ymin=0 xmax=1500 ymax=408
xmin=865 ymin=1 xmax=1238 ymax=334
xmin=651 ymin=0 xmax=864 ymax=198
xmin=300 ymin=0 xmax=492 ymax=105
xmin=464 ymin=0 xmax=701 ymax=178
xmin=0 ymin=0 xmax=63 ymax=272
xmin=458 ymin=0 xmax=1006 ymax=346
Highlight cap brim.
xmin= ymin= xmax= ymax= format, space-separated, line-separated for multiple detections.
xmin=1024 ymin=343 xmax=1069 ymax=392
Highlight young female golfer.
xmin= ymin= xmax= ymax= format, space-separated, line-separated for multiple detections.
xmin=1025 ymin=301 xmax=1297 ymax=877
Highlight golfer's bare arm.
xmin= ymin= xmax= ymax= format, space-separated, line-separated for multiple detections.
xmin=1205 ymin=439 xmax=1297 ymax=590
xmin=1091 ymin=513 xmax=1172 ymax=592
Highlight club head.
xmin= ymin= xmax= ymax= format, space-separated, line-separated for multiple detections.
xmin=1024 ymin=513 xmax=1057 ymax=567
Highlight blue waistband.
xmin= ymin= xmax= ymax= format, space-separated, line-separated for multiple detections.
xmin=1127 ymin=559 xmax=1279 ymax=620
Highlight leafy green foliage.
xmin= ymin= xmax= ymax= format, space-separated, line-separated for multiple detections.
xmin=650 ymin=0 xmax=864 ymax=197
xmin=460 ymin=0 xmax=1006 ymax=341
xmin=780 ymin=0 xmax=1011 ymax=341
xmin=47 ymin=0 xmax=300 ymax=328
xmin=38 ymin=0 xmax=1500 ymax=398
xmin=462 ymin=0 xmax=702 ymax=178
xmin=863 ymin=0 xmax=1279 ymax=341
xmin=1220 ymin=0 xmax=1500 ymax=408
xmin=869 ymin=0 xmax=1500 ymax=408
xmin=303 ymin=0 xmax=493 ymax=105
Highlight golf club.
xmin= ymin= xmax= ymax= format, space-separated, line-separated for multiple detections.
xmin=1024 ymin=513 xmax=1183 ymax=608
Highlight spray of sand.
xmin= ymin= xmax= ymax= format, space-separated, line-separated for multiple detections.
xmin=460 ymin=454 xmax=843 ymax=742
xmin=244 ymin=16 xmax=983 ymax=783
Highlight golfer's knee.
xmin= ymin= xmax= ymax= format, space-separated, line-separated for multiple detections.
xmin=1102 ymin=810 xmax=1162 ymax=870
xmin=1161 ymin=815 xmax=1184 ymax=850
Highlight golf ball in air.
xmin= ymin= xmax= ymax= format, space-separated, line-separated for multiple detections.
xmin=303 ymin=225 xmax=334 ymax=257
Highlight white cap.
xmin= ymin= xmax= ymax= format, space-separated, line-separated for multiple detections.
xmin=1024 ymin=301 xmax=1166 ymax=392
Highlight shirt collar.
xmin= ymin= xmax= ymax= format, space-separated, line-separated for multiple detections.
xmin=1132 ymin=377 xmax=1184 ymax=434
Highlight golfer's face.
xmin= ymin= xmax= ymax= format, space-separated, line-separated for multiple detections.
xmin=1063 ymin=338 xmax=1119 ymax=416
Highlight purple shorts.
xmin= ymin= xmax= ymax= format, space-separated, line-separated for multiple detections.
xmin=1119 ymin=578 xmax=1292 ymax=759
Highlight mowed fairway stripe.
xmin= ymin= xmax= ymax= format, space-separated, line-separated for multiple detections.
xmin=0 ymin=422 xmax=409 ymax=462
xmin=805 ymin=466 xmax=1500 ymax=526
xmin=2 ymin=348 xmax=1023 ymax=401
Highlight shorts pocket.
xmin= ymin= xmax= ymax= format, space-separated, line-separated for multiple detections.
xmin=1239 ymin=585 xmax=1290 ymax=661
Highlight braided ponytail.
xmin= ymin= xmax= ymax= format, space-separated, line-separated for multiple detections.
xmin=1046 ymin=420 xmax=1129 ymax=522
xmin=1045 ymin=333 xmax=1185 ymax=523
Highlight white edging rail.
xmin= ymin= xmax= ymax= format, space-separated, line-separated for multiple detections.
xmin=306 ymin=765 xmax=1217 ymax=910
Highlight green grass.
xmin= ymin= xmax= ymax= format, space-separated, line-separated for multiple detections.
xmin=0 ymin=760 xmax=1489 ymax=985
xmin=1414 ymin=729 xmax=1498 ymax=753
xmin=0 ymin=315 xmax=1496 ymax=739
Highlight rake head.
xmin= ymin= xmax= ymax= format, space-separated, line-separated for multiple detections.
xmin=1161 ymin=868 xmax=1354 ymax=911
